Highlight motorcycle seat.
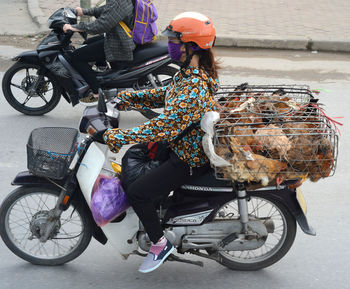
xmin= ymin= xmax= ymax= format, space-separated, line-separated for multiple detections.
xmin=99 ymin=41 xmax=169 ymax=74
xmin=132 ymin=41 xmax=169 ymax=65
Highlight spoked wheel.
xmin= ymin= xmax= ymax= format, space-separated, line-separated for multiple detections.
xmin=0 ymin=186 xmax=92 ymax=265
xmin=211 ymin=194 xmax=297 ymax=271
xmin=135 ymin=65 xmax=179 ymax=119
xmin=2 ymin=62 xmax=61 ymax=115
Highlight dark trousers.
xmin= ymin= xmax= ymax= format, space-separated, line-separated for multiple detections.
xmin=126 ymin=152 xmax=209 ymax=243
xmin=70 ymin=37 xmax=106 ymax=94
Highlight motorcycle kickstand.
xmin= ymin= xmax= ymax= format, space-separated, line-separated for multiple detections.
xmin=166 ymin=254 xmax=204 ymax=268
xmin=132 ymin=250 xmax=204 ymax=268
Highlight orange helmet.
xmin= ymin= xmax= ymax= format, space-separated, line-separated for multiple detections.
xmin=163 ymin=12 xmax=216 ymax=49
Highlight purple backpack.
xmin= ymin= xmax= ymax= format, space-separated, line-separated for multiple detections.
xmin=119 ymin=0 xmax=158 ymax=44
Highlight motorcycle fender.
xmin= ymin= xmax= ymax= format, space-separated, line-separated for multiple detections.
xmin=11 ymin=171 xmax=64 ymax=186
xmin=72 ymin=187 xmax=108 ymax=245
xmin=38 ymin=50 xmax=59 ymax=59
xmin=12 ymin=50 xmax=39 ymax=65
xmin=251 ymin=188 xmax=316 ymax=236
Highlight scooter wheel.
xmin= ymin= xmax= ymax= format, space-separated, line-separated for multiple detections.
xmin=2 ymin=62 xmax=61 ymax=115
xmin=208 ymin=194 xmax=297 ymax=271
xmin=0 ymin=186 xmax=93 ymax=265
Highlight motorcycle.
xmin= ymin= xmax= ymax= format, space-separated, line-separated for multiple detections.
xmin=1 ymin=8 xmax=177 ymax=118
xmin=0 ymin=92 xmax=315 ymax=270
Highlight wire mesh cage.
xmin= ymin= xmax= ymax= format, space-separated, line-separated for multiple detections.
xmin=27 ymin=127 xmax=79 ymax=180
xmin=213 ymin=83 xmax=339 ymax=186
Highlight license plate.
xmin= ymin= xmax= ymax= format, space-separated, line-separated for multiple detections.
xmin=296 ymin=188 xmax=307 ymax=214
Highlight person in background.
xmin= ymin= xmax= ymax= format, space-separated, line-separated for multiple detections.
xmin=63 ymin=0 xmax=135 ymax=103
xmin=103 ymin=12 xmax=219 ymax=273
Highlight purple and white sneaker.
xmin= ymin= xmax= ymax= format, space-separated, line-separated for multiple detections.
xmin=138 ymin=236 xmax=174 ymax=273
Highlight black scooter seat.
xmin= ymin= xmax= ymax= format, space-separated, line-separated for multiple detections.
xmin=98 ymin=41 xmax=169 ymax=75
xmin=132 ymin=41 xmax=169 ymax=65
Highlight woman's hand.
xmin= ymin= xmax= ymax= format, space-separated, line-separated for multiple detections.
xmin=75 ymin=7 xmax=84 ymax=17
xmin=63 ymin=24 xmax=83 ymax=33
xmin=103 ymin=129 xmax=123 ymax=154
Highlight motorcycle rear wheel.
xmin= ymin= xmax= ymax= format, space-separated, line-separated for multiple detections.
xmin=210 ymin=194 xmax=297 ymax=271
xmin=0 ymin=186 xmax=92 ymax=265
xmin=2 ymin=62 xmax=61 ymax=115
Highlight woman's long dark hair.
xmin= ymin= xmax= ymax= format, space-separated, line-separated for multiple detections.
xmin=197 ymin=48 xmax=220 ymax=79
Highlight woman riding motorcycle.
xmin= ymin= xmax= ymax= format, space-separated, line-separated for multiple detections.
xmin=103 ymin=12 xmax=219 ymax=273
xmin=63 ymin=0 xmax=135 ymax=102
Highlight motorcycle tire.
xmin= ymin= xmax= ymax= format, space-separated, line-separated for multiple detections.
xmin=137 ymin=65 xmax=178 ymax=119
xmin=209 ymin=194 xmax=297 ymax=271
xmin=2 ymin=62 xmax=61 ymax=115
xmin=0 ymin=186 xmax=93 ymax=266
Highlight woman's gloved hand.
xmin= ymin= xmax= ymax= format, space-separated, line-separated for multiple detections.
xmin=103 ymin=129 xmax=123 ymax=153
xmin=92 ymin=130 xmax=107 ymax=144
xmin=114 ymin=91 xmax=132 ymax=111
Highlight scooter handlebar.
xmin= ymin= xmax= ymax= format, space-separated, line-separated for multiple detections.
xmin=61 ymin=29 xmax=74 ymax=47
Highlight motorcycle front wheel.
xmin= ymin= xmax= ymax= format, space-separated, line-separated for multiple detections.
xmin=2 ymin=62 xmax=61 ymax=115
xmin=0 ymin=186 xmax=92 ymax=265
xmin=210 ymin=194 xmax=297 ymax=271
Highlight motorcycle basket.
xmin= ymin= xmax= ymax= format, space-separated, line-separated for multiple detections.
xmin=26 ymin=127 xmax=79 ymax=180
xmin=213 ymin=84 xmax=339 ymax=186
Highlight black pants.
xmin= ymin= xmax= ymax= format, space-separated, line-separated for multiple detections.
xmin=70 ymin=36 xmax=106 ymax=94
xmin=126 ymin=152 xmax=209 ymax=243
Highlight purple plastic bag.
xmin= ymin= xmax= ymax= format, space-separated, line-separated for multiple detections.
xmin=91 ymin=175 xmax=130 ymax=227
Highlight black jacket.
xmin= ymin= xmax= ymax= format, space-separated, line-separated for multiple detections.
xmin=73 ymin=0 xmax=136 ymax=62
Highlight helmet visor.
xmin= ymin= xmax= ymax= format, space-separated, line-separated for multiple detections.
xmin=162 ymin=27 xmax=181 ymax=38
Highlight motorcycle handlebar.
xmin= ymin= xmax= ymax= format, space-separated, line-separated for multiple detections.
xmin=61 ymin=29 xmax=74 ymax=47
xmin=85 ymin=116 xmax=110 ymax=144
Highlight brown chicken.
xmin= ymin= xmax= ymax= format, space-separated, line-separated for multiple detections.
xmin=254 ymin=124 xmax=292 ymax=159
xmin=283 ymin=134 xmax=334 ymax=182
xmin=217 ymin=137 xmax=288 ymax=186
xmin=308 ymin=137 xmax=334 ymax=182
xmin=232 ymin=126 xmax=263 ymax=153
xmin=244 ymin=147 xmax=288 ymax=186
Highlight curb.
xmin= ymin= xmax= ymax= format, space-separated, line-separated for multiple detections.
xmin=159 ymin=34 xmax=350 ymax=53
xmin=215 ymin=35 xmax=309 ymax=51
xmin=215 ymin=35 xmax=350 ymax=53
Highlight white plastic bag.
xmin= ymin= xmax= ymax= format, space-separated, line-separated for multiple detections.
xmin=201 ymin=111 xmax=231 ymax=167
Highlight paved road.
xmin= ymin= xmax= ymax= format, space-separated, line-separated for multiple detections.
xmin=0 ymin=48 xmax=349 ymax=289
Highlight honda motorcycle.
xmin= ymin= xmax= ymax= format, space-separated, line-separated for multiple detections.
xmin=1 ymin=8 xmax=177 ymax=118
xmin=0 ymin=94 xmax=315 ymax=270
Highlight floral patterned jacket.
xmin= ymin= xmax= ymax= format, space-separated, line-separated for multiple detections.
xmin=103 ymin=66 xmax=219 ymax=167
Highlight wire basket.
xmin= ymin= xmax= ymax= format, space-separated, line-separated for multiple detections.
xmin=27 ymin=127 xmax=79 ymax=180
xmin=213 ymin=84 xmax=339 ymax=186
